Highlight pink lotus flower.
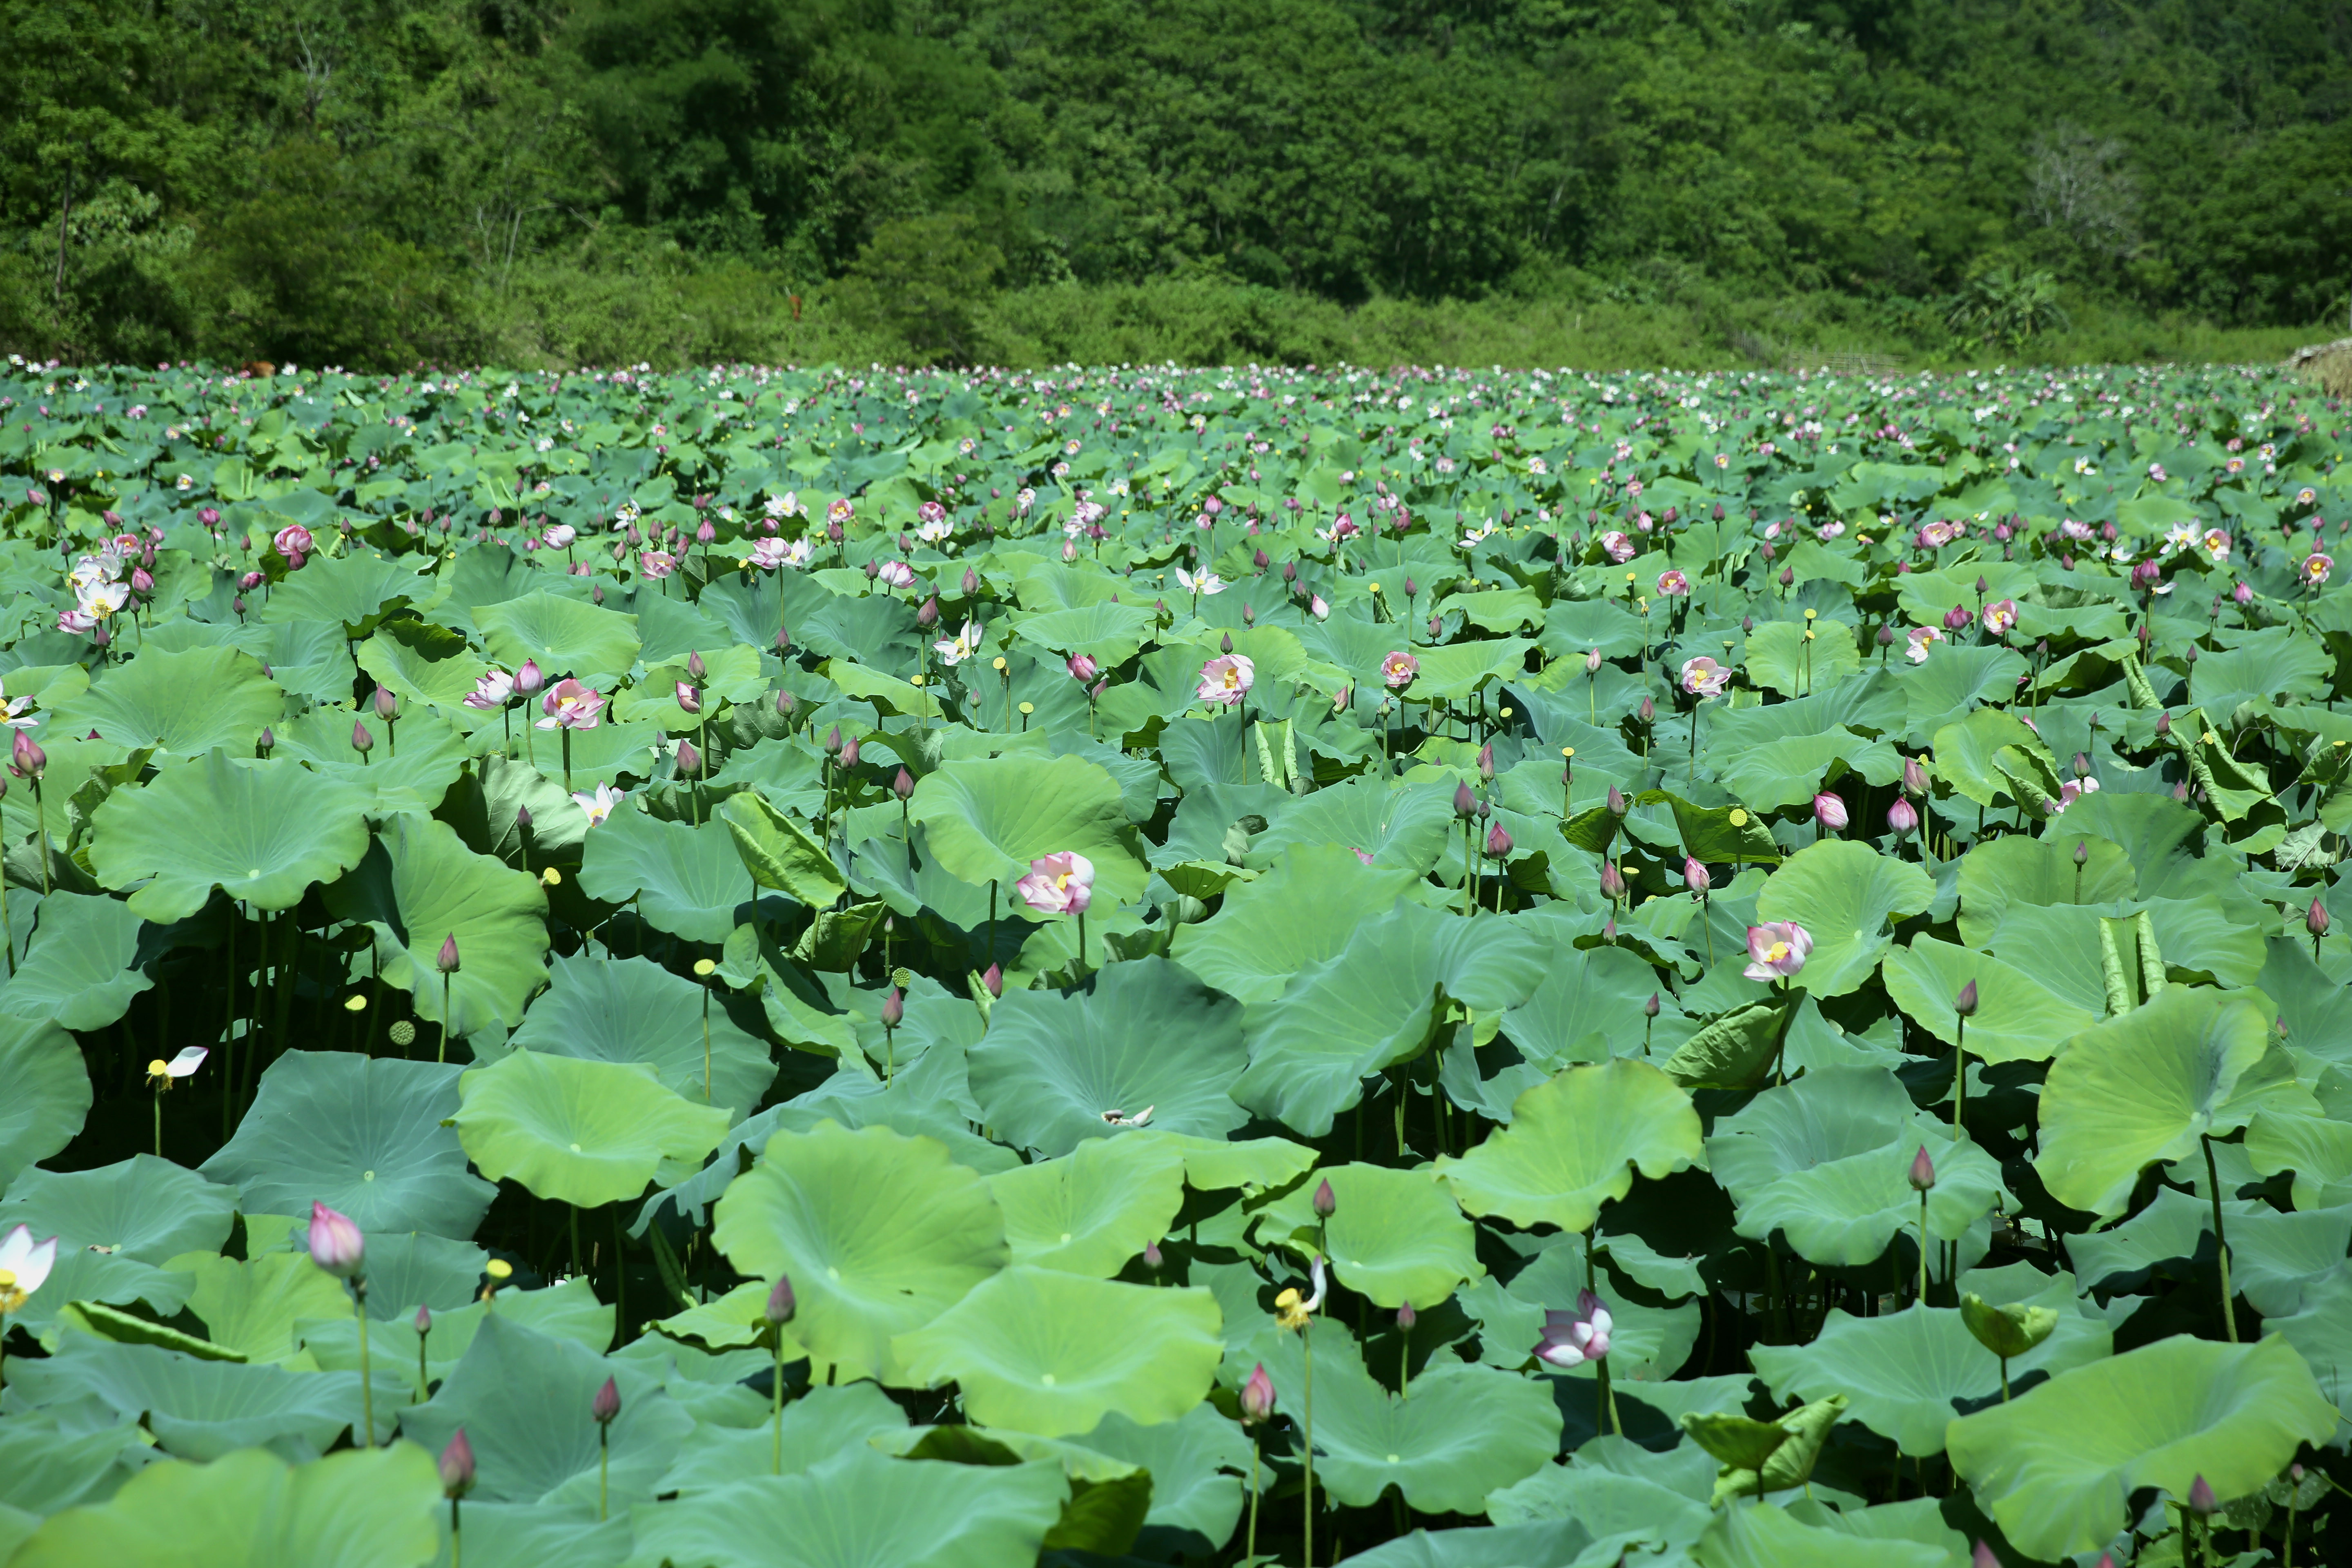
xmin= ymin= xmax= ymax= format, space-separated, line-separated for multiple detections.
xmin=1887 ymin=798 xmax=1919 ymax=837
xmin=876 ymin=560 xmax=915 ymax=589
xmin=1906 ymin=626 xmax=1943 ymax=663
xmin=308 ymin=1201 xmax=365 ymax=1278
xmin=536 ymin=679 xmax=605 ymax=731
xmin=1601 ymin=531 xmax=1636 ymax=563
xmin=1982 ymin=599 xmax=2018 ymax=636
xmin=439 ymin=1428 xmax=475 ymax=1499
xmin=1016 ymin=851 xmax=1095 ymax=915
xmin=1381 ymin=650 xmax=1419 ymax=688
xmin=640 ymin=550 xmax=678 ymax=579
xmin=542 ymin=524 xmax=577 ymax=549
xmin=1657 ymin=569 xmax=1690 ymax=597
xmin=1067 ymin=654 xmax=1100 ymax=683
xmin=2304 ymin=553 xmax=2334 ymax=587
xmin=1743 ymin=922 xmax=1813 ymax=983
xmin=1813 ymin=792 xmax=1848 ymax=831
xmin=1683 ymin=855 xmax=1710 ymax=893
xmin=1196 ymin=654 xmax=1255 ymax=708
xmin=274 ymin=524 xmax=314 ymax=561
xmin=514 ymin=660 xmax=545 ymax=697
xmin=463 ymin=668 xmax=515 ymax=710
xmin=1533 ymin=1290 xmax=1612 ymax=1368
xmin=1680 ymin=656 xmax=1730 ymax=698
xmin=0 ymin=1222 xmax=59 ymax=1313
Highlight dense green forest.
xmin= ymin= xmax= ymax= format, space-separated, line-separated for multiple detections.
xmin=4 ymin=0 xmax=2349 ymax=368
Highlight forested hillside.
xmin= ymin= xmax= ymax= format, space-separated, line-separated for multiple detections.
xmin=4 ymin=0 xmax=2348 ymax=367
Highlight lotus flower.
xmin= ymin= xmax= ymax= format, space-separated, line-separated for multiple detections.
xmin=1533 ymin=1289 xmax=1612 ymax=1368
xmin=674 ymin=680 xmax=701 ymax=715
xmin=543 ymin=523 xmax=577 ymax=549
xmin=463 ymin=668 xmax=515 ymax=710
xmin=308 ymin=1201 xmax=365 ymax=1278
xmin=933 ymin=621 xmax=984 ymax=666
xmin=537 ymin=679 xmax=606 ymax=731
xmin=640 ymin=550 xmax=678 ymax=579
xmin=1196 ymin=654 xmax=1255 ymax=708
xmin=1601 ymin=531 xmax=1635 ymax=563
xmin=1982 ymin=599 xmax=2018 ymax=636
xmin=1067 ymin=654 xmax=1100 ymax=683
xmin=1680 ymin=656 xmax=1729 ymax=697
xmin=875 ymin=559 xmax=915 ymax=589
xmin=274 ymin=524 xmax=314 ymax=562
xmin=1381 ymin=650 xmax=1419 ymax=688
xmin=1814 ymin=791 xmax=1848 ymax=831
xmin=573 ymin=782 xmax=623 ymax=827
xmin=146 ymin=1045 xmax=207 ymax=1090
xmin=439 ymin=1428 xmax=476 ymax=1498
xmin=1743 ymin=921 xmax=1812 ymax=982
xmin=1175 ymin=567 xmax=1224 ymax=597
xmin=1906 ymin=626 xmax=1943 ymax=662
xmin=1657 ymin=569 xmax=1690 ymax=597
xmin=0 ymin=1222 xmax=59 ymax=1312
xmin=1239 ymin=1363 xmax=1276 ymax=1424
xmin=1016 ymin=851 xmax=1095 ymax=915
xmin=2302 ymin=552 xmax=2333 ymax=587
xmin=514 ymin=660 xmax=545 ymax=697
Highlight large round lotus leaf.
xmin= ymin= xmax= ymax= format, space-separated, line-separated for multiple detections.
xmin=4 ymin=1442 xmax=441 ymax=1568
xmin=720 ymin=789 xmax=847 ymax=908
xmin=0 ymin=1013 xmax=89 ymax=1187
xmin=1749 ymin=1300 xmax=2111 ymax=1456
xmin=298 ymin=1277 xmax=612 ymax=1394
xmin=1946 ymin=1333 xmax=2340 ymax=1561
xmin=0 ymin=1154 xmax=238 ymax=1263
xmin=2 ymin=1332 xmax=404 ymax=1452
xmin=990 ymin=1134 xmax=1188 ymax=1276
xmin=324 ymin=811 xmax=550 ymax=1035
xmin=1693 ymin=1499 xmax=1954 ymax=1568
xmin=452 ymin=1051 xmax=729 ymax=1208
xmin=1248 ymin=775 xmax=1459 ymax=874
xmin=47 ymin=645 xmax=284 ymax=756
xmin=1930 ymin=709 xmax=2038 ymax=808
xmin=400 ymin=1314 xmax=693 ymax=1506
xmin=711 ymin=1120 xmax=1008 ymax=1383
xmin=1482 ymin=1437 xmax=1715 ymax=1546
xmin=1254 ymin=1326 xmax=1560 ymax=1515
xmin=258 ymin=548 xmax=430 ymax=635
xmin=576 ymin=808 xmax=750 ymax=943
xmin=1952 ymin=832 xmax=2136 ymax=944
xmin=1011 ymin=601 xmax=1162 ymax=667
xmin=1705 ymin=1067 xmax=2004 ymax=1266
xmin=1749 ymin=840 xmax=1935 ymax=998
xmin=968 ymin=955 xmax=1249 ymax=1156
xmin=1236 ymin=903 xmax=1550 ymax=1137
xmin=1168 ymin=842 xmax=1419 ymax=1004
xmin=1069 ymin=1402 xmax=1252 ymax=1550
xmin=907 ymin=752 xmax=1149 ymax=907
xmin=264 ymin=705 xmax=471 ymax=817
xmin=1255 ymin=1161 xmax=1483 ymax=1309
xmin=2268 ymin=1261 xmax=2352 ymax=1428
xmin=88 ymin=749 xmax=374 ymax=921
xmin=200 ymin=1052 xmax=495 ymax=1237
xmin=1461 ymin=1237 xmax=1703 ymax=1385
xmin=626 ymin=1446 xmax=1068 ymax=1568
xmin=1881 ymin=935 xmax=2099 ymax=1065
xmin=356 ymin=625 xmax=489 ymax=718
xmin=2036 ymin=986 xmax=2311 ymax=1218
xmin=176 ymin=1250 xmax=354 ymax=1364
xmin=894 ymin=1266 xmax=1223 ymax=1437
xmin=1502 ymin=942 xmax=1672 ymax=1069
xmin=653 ymin=1380 xmax=908 ymax=1494
xmin=0 ymin=891 xmax=151 ymax=1031
xmin=499 ymin=952 xmax=774 ymax=1119
xmin=1435 ymin=1059 xmax=1704 ymax=1233
xmin=474 ymin=590 xmax=641 ymax=684
xmin=324 ymin=1229 xmax=490 ymax=1319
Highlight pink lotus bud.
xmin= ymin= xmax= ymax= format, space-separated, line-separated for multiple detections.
xmin=1908 ymin=1146 xmax=1936 ymax=1191
xmin=1813 ymin=792 xmax=1848 ymax=831
xmin=1971 ymin=1544 xmax=1997 ymax=1568
xmin=1477 ymin=742 xmax=1495 ymax=782
xmin=824 ymin=725 xmax=842 ymax=757
xmin=775 ymin=689 xmax=794 ymax=715
xmin=1067 ymin=654 xmax=1100 ymax=683
xmin=1902 ymin=755 xmax=1927 ymax=796
xmin=1240 ymin=1363 xmax=1276 ymax=1424
xmin=2187 ymin=1474 xmax=2215 ymax=1515
xmin=1644 ymin=991 xmax=1660 ymax=1017
xmin=675 ymin=681 xmax=701 ymax=715
xmin=880 ymin=988 xmax=904 ymax=1028
xmin=308 ymin=1201 xmax=365 ymax=1277
xmin=2156 ymin=711 xmax=2172 ymax=736
xmin=374 ymin=686 xmax=401 ymax=720
xmin=1143 ymin=1239 xmax=1163 ymax=1269
xmin=765 ymin=1274 xmax=796 ymax=1324
xmin=982 ymin=962 xmax=1003 ymax=998
xmin=777 ymin=625 xmax=793 ymax=652
xmin=838 ymin=735 xmax=859 ymax=769
xmin=11 ymin=731 xmax=44 ymax=779
xmin=1943 ymin=603 xmax=1971 ymax=633
xmin=2072 ymin=840 xmax=2088 ymax=866
xmin=514 ymin=660 xmax=544 ymax=696
xmin=1638 ymin=695 xmax=1655 ymax=725
xmin=1878 ymin=623 xmax=1896 ymax=647
xmin=415 ymin=1304 xmax=432 ymax=1335
xmin=351 ymin=721 xmax=374 ymax=754
xmin=1585 ymin=647 xmax=1603 ymax=673
xmin=1599 ymin=861 xmax=1626 ymax=900
xmin=962 ymin=566 xmax=981 ymax=596
xmin=2133 ymin=560 xmax=2163 ymax=590
xmin=1398 ymin=1301 xmax=1417 ymax=1330
xmin=1954 ymin=979 xmax=1977 ymax=1017
xmin=439 ymin=1428 xmax=476 ymax=1498
xmin=893 ymin=766 xmax=915 ymax=802
xmin=258 ymin=729 xmax=273 ymax=754
xmin=592 ymin=1376 xmax=621 ymax=1425
xmin=676 ymin=738 xmax=702 ymax=777
xmin=239 ymin=570 xmax=264 ymax=592
xmin=1887 ymin=798 xmax=1919 ymax=837
xmin=1486 ymin=822 xmax=1513 ymax=858
xmin=1312 ymin=1178 xmax=1336 ymax=1218
xmin=1454 ymin=782 xmax=1477 ymax=819
xmin=2233 ymin=581 xmax=2253 ymax=605
xmin=1606 ymin=785 xmax=1627 ymax=817
xmin=2309 ymin=898 xmax=2330 ymax=938
xmin=1683 ymin=855 xmax=1710 ymax=894
xmin=131 ymin=566 xmax=153 ymax=593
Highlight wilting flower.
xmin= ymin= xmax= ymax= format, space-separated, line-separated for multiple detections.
xmin=1657 ymin=569 xmax=1690 ymax=597
xmin=1016 ymin=851 xmax=1095 ymax=915
xmin=1274 ymin=1256 xmax=1327 ymax=1331
xmin=1239 ymin=1363 xmax=1276 ymax=1424
xmin=536 ymin=679 xmax=606 ymax=731
xmin=1175 ymin=568 xmax=1225 ymax=597
xmin=2201 ymin=530 xmax=2232 ymax=564
xmin=1814 ymin=792 xmax=1849 ymax=831
xmin=308 ymin=1201 xmax=365 ymax=1278
xmin=1067 ymin=654 xmax=1100 ymax=683
xmin=1982 ymin=599 xmax=2018 ymax=636
xmin=827 ymin=497 xmax=855 ymax=528
xmin=1743 ymin=921 xmax=1813 ymax=982
xmin=1381 ymin=650 xmax=1420 ymax=688
xmin=1680 ymin=656 xmax=1730 ymax=698
xmin=573 ymin=782 xmax=624 ymax=827
xmin=933 ymin=620 xmax=984 ymax=666
xmin=640 ymin=550 xmax=679 ymax=579
xmin=1533 ymin=1290 xmax=1612 ymax=1368
xmin=1197 ymin=654 xmax=1255 ymax=707
xmin=146 ymin=1046 xmax=208 ymax=1091
xmin=0 ymin=1222 xmax=59 ymax=1313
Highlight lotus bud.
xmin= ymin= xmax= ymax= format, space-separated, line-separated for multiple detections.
xmin=959 ymin=565 xmax=982 ymax=598
xmin=2188 ymin=1475 xmax=2216 ymax=1515
xmin=893 ymin=767 xmax=915 ymax=802
xmin=1454 ymin=781 xmax=1477 ymax=819
xmin=514 ymin=660 xmax=544 ymax=697
xmin=2156 ymin=710 xmax=2172 ymax=736
xmin=1683 ymin=855 xmax=1710 ymax=894
xmin=415 ymin=1304 xmax=432 ymax=1336
xmin=1971 ymin=1544 xmax=1997 ymax=1568
xmin=1486 ymin=822 xmax=1513 ymax=858
xmin=1903 ymin=755 xmax=1927 ymax=795
xmin=12 ymin=731 xmax=45 ymax=780
xmin=1477 ymin=742 xmax=1495 ymax=782
xmin=1877 ymin=623 xmax=1896 ymax=647
xmin=439 ymin=1428 xmax=476 ymax=1498
xmin=1220 ymin=632 xmax=1234 ymax=654
xmin=838 ymin=735 xmax=859 ymax=769
xmin=1887 ymin=798 xmax=1920 ymax=838
xmin=2072 ymin=752 xmax=2091 ymax=780
xmin=1644 ymin=992 xmax=1660 ymax=1018
xmin=880 ymin=988 xmax=904 ymax=1029
xmin=2061 ymin=553 xmax=2075 ymax=571
xmin=1954 ymin=978 xmax=1978 ymax=1017
xmin=1599 ymin=861 xmax=1626 ymax=900
xmin=777 ymin=625 xmax=793 ymax=652
xmin=824 ymin=725 xmax=843 ymax=757
xmin=1429 ymin=616 xmax=1443 ymax=639
xmin=765 ymin=1274 xmax=796 ymax=1324
xmin=2309 ymin=898 xmax=2330 ymax=938
xmin=1312 ymin=1178 xmax=1336 ymax=1218
xmin=1281 ymin=561 xmax=1298 ymax=583
xmin=2233 ymin=581 xmax=2253 ymax=605
xmin=1253 ymin=548 xmax=1269 ymax=570
xmin=982 ymin=963 xmax=1003 ymax=997
xmin=1240 ymin=1363 xmax=1276 ymax=1425
xmin=775 ymin=689 xmax=795 ymax=716
xmin=1779 ymin=565 xmax=1794 ymax=587
xmin=1604 ymin=914 xmax=1617 ymax=942
xmin=1908 ymin=1145 xmax=1936 ymax=1191
xmin=1403 ymin=577 xmax=1418 ymax=598
xmin=352 ymin=720 xmax=374 ymax=754
xmin=437 ymin=935 xmax=461 ymax=974
xmin=1585 ymin=647 xmax=1603 ymax=673
xmin=1943 ymin=602 xmax=1971 ymax=633
xmin=1813 ymin=792 xmax=1849 ymax=831
xmin=675 ymin=681 xmax=702 ymax=715
xmin=1143 ymin=1239 xmax=1163 ymax=1269
xmin=1638 ymin=695 xmax=1655 ymax=725
xmin=917 ymin=595 xmax=939 ymax=628
xmin=233 ymin=595 xmax=246 ymax=615
xmin=676 ymin=738 xmax=702 ymax=777
xmin=592 ymin=1376 xmax=621 ymax=1425
xmin=308 ymin=1201 xmax=365 ymax=1277
xmin=863 ymin=559 xmax=879 ymax=580
xmin=1743 ymin=615 xmax=1755 ymax=634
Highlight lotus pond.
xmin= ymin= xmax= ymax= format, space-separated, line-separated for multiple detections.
xmin=0 ymin=357 xmax=2348 ymax=1568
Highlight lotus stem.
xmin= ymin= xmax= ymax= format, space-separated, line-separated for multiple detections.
xmin=2203 ymin=1134 xmax=2238 ymax=1343
xmin=0 ymin=886 xmax=13 ymax=978
xmin=1245 ymin=1432 xmax=1261 ymax=1561
xmin=418 ymin=1319 xmax=430 ymax=1402
xmin=440 ymin=971 xmax=452 ymax=1065
xmin=1597 ymin=1357 xmax=1620 ymax=1437
xmin=450 ymin=1498 xmax=461 ymax=1568
xmin=1918 ymin=1188 xmax=1930 ymax=1308
xmin=772 ymin=1329 xmax=787 ymax=1474
xmin=561 ymin=727 xmax=572 ymax=793
xmin=702 ymin=983 xmax=712 ymax=1101
xmin=1951 ymin=1014 xmax=1966 ymax=1135
xmin=611 ymin=1206 xmax=627 ymax=1345
xmin=1301 ymin=1319 xmax=1316 ymax=1568
xmin=27 ymin=778 xmax=47 ymax=896
xmin=1074 ymin=909 xmax=1087 ymax=979
xmin=352 ymin=1276 xmax=373 ymax=1447
xmin=598 ymin=1421 xmax=609 ymax=1521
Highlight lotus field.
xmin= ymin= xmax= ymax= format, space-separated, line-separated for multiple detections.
xmin=1 ymin=356 xmax=2351 ymax=1568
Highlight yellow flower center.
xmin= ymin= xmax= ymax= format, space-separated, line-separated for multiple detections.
xmin=1766 ymin=942 xmax=1790 ymax=964
xmin=1222 ymin=670 xmax=1239 ymax=688
xmin=0 ymin=1269 xmax=15 ymax=1289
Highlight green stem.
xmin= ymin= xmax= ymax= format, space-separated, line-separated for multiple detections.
xmin=450 ymin=1498 xmax=460 ymax=1568
xmin=1597 ymin=1356 xmax=1620 ymax=1436
xmin=1952 ymin=1016 xmax=1966 ymax=1136
xmin=440 ymin=971 xmax=452 ymax=1065
xmin=611 ymin=1205 xmax=627 ymax=1345
xmin=29 ymin=779 xmax=48 ymax=897
xmin=352 ymin=1277 xmax=373 ymax=1447
xmin=1301 ymin=1322 xmax=1316 ymax=1568
xmin=417 ymin=1324 xmax=430 ymax=1402
xmin=1245 ymin=1434 xmax=1261 ymax=1561
xmin=772 ymin=1332 xmax=786 ymax=1474
xmin=153 ymin=1089 xmax=162 ymax=1158
xmin=1918 ymin=1189 xmax=1930 ymax=1307
xmin=2203 ymin=1134 xmax=2239 ymax=1343
xmin=1999 ymin=1354 xmax=2010 ymax=1401
xmin=561 ymin=727 xmax=572 ymax=793
xmin=598 ymin=1423 xmax=609 ymax=1521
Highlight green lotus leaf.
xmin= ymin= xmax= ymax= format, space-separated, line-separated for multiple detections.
xmin=895 ymin=1265 xmax=1222 ymax=1437
xmin=3 ymin=1443 xmax=441 ymax=1568
xmin=1503 ymin=942 xmax=1679 ymax=1069
xmin=2246 ymin=1104 xmax=2352 ymax=1210
xmin=1067 ymin=1402 xmax=1252 ymax=1550
xmin=1952 ymin=831 xmax=2134 ymax=944
xmin=1236 ymin=904 xmax=1549 ymax=1137
xmin=1693 ymin=1497 xmax=1955 ymax=1568
xmin=495 ymin=952 xmax=775 ymax=1120
xmin=200 ymin=1051 xmax=494 ymax=1236
xmin=325 ymin=1229 xmax=493 ymax=1319
xmin=1946 ymin=1334 xmax=2340 ymax=1560
xmin=0 ymin=1409 xmax=154 ymax=1517
xmin=474 ymin=591 xmax=641 ymax=684
xmin=1328 ymin=1520 xmax=1601 ymax=1568
xmin=1247 ymin=775 xmax=1458 ymax=874
xmin=625 ymin=1446 xmax=1067 ymax=1568
xmin=1481 ymin=1437 xmax=1714 ymax=1550
xmin=711 ymin=1119 xmax=1008 ymax=1383
xmin=525 ymin=716 xmax=665 ymax=792
xmin=968 ymin=955 xmax=1250 ymax=1156
xmin=1170 ymin=842 xmax=1419 ymax=1004
xmin=1457 ymin=1236 xmax=1702 ymax=1386
xmin=1012 ymin=601 xmax=1161 ymax=666
xmin=1882 ymin=934 xmax=2100 ymax=1064
xmin=1136 ymin=1130 xmax=1320 ymax=1194
xmin=259 ymin=549 xmax=431 ymax=636
xmin=577 ymin=808 xmax=750 ymax=944
xmin=1435 ymin=1058 xmax=1704 ymax=1233
xmin=452 ymin=1051 xmax=729 ymax=1208
xmin=0 ymin=1154 xmax=238 ymax=1265
xmin=0 ymin=1013 xmax=89 ymax=1187
xmin=1750 ymin=840 xmax=1935 ymax=998
xmin=1744 ymin=618 xmax=1859 ymax=697
xmin=48 ymin=645 xmax=284 ymax=757
xmin=1931 ymin=708 xmax=2038 ymax=808
xmin=325 ymin=811 xmax=550 ymax=1035
xmin=1904 ymin=641 xmax=2031 ymax=739
xmin=264 ymin=705 xmax=472 ymax=817
xmin=990 ymin=1134 xmax=1188 ymax=1276
xmin=1713 ymin=725 xmax=1898 ymax=811
xmin=907 ymin=752 xmax=1149 ymax=907
xmin=1401 ymin=637 xmax=1536 ymax=702
xmin=298 ymin=1277 xmax=613 ymax=1393
xmin=355 ymin=625 xmax=489 ymax=717
xmin=1253 ymin=1326 xmax=1561 ymax=1515
xmin=1705 ymin=1067 xmax=2002 ymax=1266
xmin=652 ymin=1381 xmax=905 ymax=1494
xmin=2267 ymin=1261 xmax=2352 ymax=1433
xmin=1 ymin=1332 xmax=405 ymax=1452
xmin=1659 ymin=1000 xmax=1785 ymax=1089
xmin=400 ymin=1314 xmax=693 ymax=1506
xmin=2036 ymin=986 xmax=2311 ymax=1218
xmin=88 ymin=749 xmax=373 ymax=921
xmin=1750 ymin=1300 xmax=2109 ymax=1455
xmin=175 ymin=1250 xmax=355 ymax=1364
xmin=0 ymin=891 xmax=150 ymax=1031
xmin=1703 ymin=1394 xmax=1846 ymax=1503
xmin=719 ymin=788 xmax=845 ymax=907
xmin=1255 ymin=1160 xmax=1483 ymax=1309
